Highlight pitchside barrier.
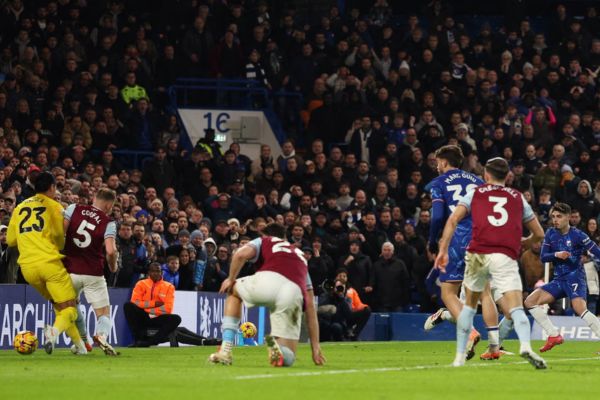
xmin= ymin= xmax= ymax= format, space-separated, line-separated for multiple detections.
xmin=357 ymin=313 xmax=595 ymax=342
xmin=0 ymin=285 xmax=268 ymax=350
xmin=1 ymin=284 xmax=595 ymax=349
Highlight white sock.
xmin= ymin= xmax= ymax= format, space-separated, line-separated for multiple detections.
xmin=96 ymin=315 xmax=112 ymax=339
xmin=221 ymin=316 xmax=240 ymax=355
xmin=75 ymin=308 xmax=87 ymax=340
xmin=529 ymin=306 xmax=559 ymax=337
xmin=487 ymin=326 xmax=499 ymax=347
xmin=581 ymin=310 xmax=600 ymax=338
xmin=456 ymin=306 xmax=476 ymax=355
xmin=442 ymin=310 xmax=456 ymax=323
xmin=510 ymin=307 xmax=533 ymax=354
xmin=498 ymin=317 xmax=514 ymax=344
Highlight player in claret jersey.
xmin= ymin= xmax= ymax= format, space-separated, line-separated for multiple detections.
xmin=63 ymin=188 xmax=119 ymax=356
xmin=209 ymin=223 xmax=325 ymax=367
xmin=435 ymin=157 xmax=547 ymax=369
xmin=524 ymin=202 xmax=600 ymax=353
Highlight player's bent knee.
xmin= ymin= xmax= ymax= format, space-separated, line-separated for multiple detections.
xmin=524 ymin=297 xmax=537 ymax=309
xmin=280 ymin=345 xmax=295 ymax=367
xmin=94 ymin=306 xmax=110 ymax=317
xmin=63 ymin=306 xmax=78 ymax=323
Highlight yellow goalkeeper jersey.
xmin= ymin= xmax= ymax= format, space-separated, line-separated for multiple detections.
xmin=7 ymin=193 xmax=65 ymax=266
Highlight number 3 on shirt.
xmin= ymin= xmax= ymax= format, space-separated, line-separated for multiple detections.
xmin=447 ymin=184 xmax=478 ymax=212
xmin=487 ymin=196 xmax=508 ymax=227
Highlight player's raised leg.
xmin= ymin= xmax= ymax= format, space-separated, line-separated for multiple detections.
xmin=525 ymin=288 xmax=563 ymax=352
xmin=572 ymin=297 xmax=600 ymax=341
xmin=424 ymin=282 xmax=461 ymax=330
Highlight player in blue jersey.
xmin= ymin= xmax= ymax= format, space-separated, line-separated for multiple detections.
xmin=524 ymin=202 xmax=600 ymax=352
xmin=423 ymin=145 xmax=500 ymax=360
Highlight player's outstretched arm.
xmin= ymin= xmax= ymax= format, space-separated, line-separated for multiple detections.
xmin=305 ymin=288 xmax=326 ymax=366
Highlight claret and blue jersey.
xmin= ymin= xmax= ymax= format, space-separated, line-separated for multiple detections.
xmin=540 ymin=227 xmax=600 ymax=300
xmin=426 ymin=169 xmax=483 ymax=282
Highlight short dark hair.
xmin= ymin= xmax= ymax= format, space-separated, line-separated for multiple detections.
xmin=484 ymin=157 xmax=509 ymax=181
xmin=148 ymin=262 xmax=162 ymax=271
xmin=262 ymin=223 xmax=286 ymax=239
xmin=435 ymin=145 xmax=464 ymax=168
xmin=551 ymin=202 xmax=571 ymax=215
xmin=34 ymin=172 xmax=56 ymax=193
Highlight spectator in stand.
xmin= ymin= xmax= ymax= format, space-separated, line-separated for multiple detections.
xmin=0 ymin=0 xmax=599 ymax=321
xmin=113 ymin=221 xmax=147 ymax=288
xmin=162 ymin=254 xmax=180 ymax=288
xmin=371 ymin=242 xmax=411 ymax=312
xmin=142 ymin=146 xmax=176 ymax=195
xmin=339 ymin=239 xmax=373 ymax=305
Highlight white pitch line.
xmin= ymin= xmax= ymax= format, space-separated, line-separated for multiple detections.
xmin=234 ymin=357 xmax=600 ymax=380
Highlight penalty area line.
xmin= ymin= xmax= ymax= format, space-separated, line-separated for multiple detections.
xmin=234 ymin=357 xmax=600 ymax=380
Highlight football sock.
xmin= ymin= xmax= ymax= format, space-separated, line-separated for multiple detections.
xmin=498 ymin=317 xmax=514 ymax=344
xmin=65 ymin=323 xmax=83 ymax=345
xmin=280 ymin=345 xmax=295 ymax=367
xmin=96 ymin=315 xmax=112 ymax=339
xmin=53 ymin=306 xmax=78 ymax=336
xmin=510 ymin=307 xmax=532 ymax=354
xmin=75 ymin=307 xmax=87 ymax=340
xmin=529 ymin=306 xmax=559 ymax=337
xmin=456 ymin=305 xmax=476 ymax=357
xmin=487 ymin=326 xmax=499 ymax=347
xmin=580 ymin=310 xmax=600 ymax=337
xmin=442 ymin=309 xmax=456 ymax=323
xmin=221 ymin=316 xmax=240 ymax=354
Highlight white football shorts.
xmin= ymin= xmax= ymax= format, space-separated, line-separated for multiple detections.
xmin=70 ymin=273 xmax=110 ymax=309
xmin=235 ymin=271 xmax=303 ymax=340
xmin=463 ymin=252 xmax=522 ymax=297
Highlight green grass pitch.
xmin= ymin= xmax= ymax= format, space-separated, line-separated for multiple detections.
xmin=2 ymin=341 xmax=599 ymax=400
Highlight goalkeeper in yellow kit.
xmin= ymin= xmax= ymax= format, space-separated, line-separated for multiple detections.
xmin=7 ymin=172 xmax=87 ymax=354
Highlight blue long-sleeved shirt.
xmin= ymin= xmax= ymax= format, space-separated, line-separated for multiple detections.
xmin=540 ymin=227 xmax=600 ymax=279
xmin=425 ymin=168 xmax=483 ymax=245
xmin=161 ymin=264 xmax=180 ymax=289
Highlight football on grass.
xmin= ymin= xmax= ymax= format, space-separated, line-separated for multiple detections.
xmin=240 ymin=322 xmax=257 ymax=338
xmin=14 ymin=331 xmax=38 ymax=355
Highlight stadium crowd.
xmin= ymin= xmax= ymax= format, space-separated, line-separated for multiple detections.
xmin=0 ymin=0 xmax=600 ymax=336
